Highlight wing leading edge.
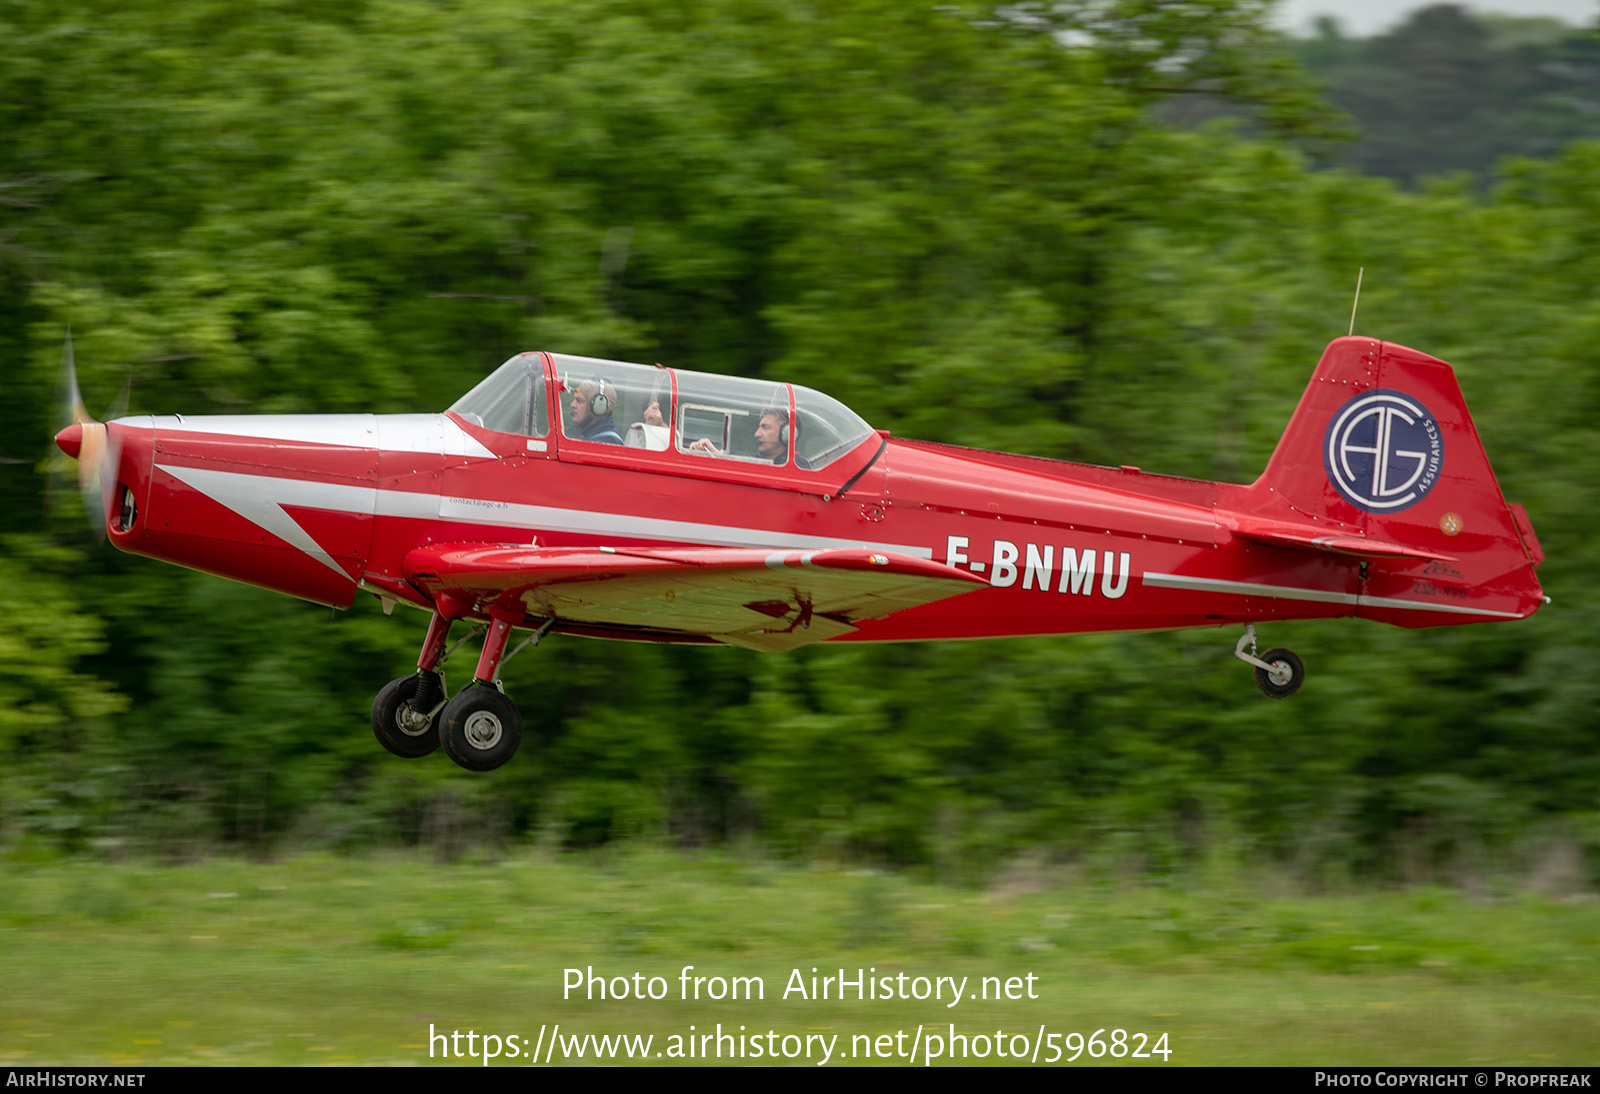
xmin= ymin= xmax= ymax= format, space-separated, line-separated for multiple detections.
xmin=403 ymin=543 xmax=987 ymax=652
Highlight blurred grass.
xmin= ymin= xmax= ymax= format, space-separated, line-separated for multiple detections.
xmin=0 ymin=850 xmax=1596 ymax=1066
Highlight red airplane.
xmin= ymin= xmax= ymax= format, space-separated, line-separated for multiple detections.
xmin=54 ymin=337 xmax=1545 ymax=771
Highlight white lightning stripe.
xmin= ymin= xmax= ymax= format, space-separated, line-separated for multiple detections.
xmin=1355 ymin=592 xmax=1524 ymax=618
xmin=138 ymin=413 xmax=496 ymax=458
xmin=1142 ymin=571 xmax=1524 ymax=618
xmin=156 ymin=466 xmax=933 ymax=569
xmin=434 ymin=494 xmax=933 ymax=557
xmin=159 ymin=464 xmax=371 ymax=579
xmin=1144 ymin=572 xmax=1360 ymax=606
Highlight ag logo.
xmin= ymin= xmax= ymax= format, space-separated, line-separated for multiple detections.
xmin=1323 ymin=390 xmax=1444 ymax=513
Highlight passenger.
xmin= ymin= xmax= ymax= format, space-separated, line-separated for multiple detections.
xmin=567 ymin=377 xmax=623 ymax=445
xmin=627 ymin=398 xmax=671 ymax=450
xmin=762 ymin=408 xmax=814 ymax=469
xmin=754 ymin=408 xmax=789 ymax=464
xmin=688 ymin=408 xmax=808 ymax=468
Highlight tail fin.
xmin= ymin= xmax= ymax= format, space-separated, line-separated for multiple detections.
xmin=1234 ymin=337 xmax=1544 ymax=627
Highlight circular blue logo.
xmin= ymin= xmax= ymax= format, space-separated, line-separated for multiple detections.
xmin=1322 ymin=389 xmax=1444 ymax=513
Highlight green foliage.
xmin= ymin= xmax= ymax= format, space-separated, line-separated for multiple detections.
xmin=1 ymin=0 xmax=1596 ymax=881
xmin=1293 ymin=5 xmax=1600 ymax=185
xmin=0 ymin=537 xmax=127 ymax=853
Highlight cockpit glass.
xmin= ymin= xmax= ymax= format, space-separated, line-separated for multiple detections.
xmin=792 ymin=384 xmax=874 ymax=469
xmin=551 ymin=354 xmax=673 ymax=449
xmin=451 ymin=352 xmax=875 ymax=470
xmin=674 ymin=373 xmax=790 ymax=464
xmin=450 ymin=354 xmax=547 ymax=436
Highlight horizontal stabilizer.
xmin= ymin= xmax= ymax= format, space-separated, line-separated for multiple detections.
xmin=1232 ymin=521 xmax=1455 ymax=562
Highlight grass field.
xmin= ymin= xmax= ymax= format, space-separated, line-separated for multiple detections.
xmin=1 ymin=851 xmax=1596 ymax=1067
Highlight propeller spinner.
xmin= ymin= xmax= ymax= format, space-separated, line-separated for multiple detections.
xmin=50 ymin=330 xmax=131 ymax=537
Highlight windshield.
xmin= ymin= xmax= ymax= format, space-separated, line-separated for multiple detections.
xmin=792 ymin=384 xmax=875 ymax=469
xmin=450 ymin=354 xmax=548 ymax=436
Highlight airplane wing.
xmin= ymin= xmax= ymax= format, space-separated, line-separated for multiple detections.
xmin=402 ymin=543 xmax=987 ymax=652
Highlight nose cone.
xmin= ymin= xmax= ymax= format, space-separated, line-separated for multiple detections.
xmin=55 ymin=423 xmax=84 ymax=460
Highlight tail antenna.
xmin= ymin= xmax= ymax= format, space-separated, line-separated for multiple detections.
xmin=1348 ymin=266 xmax=1364 ymax=337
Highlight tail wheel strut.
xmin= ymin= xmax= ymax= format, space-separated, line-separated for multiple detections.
xmin=1234 ymin=625 xmax=1305 ymax=699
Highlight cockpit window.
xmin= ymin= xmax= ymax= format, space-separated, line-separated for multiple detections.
xmin=675 ymin=373 xmax=791 ymax=465
xmin=551 ymin=354 xmax=674 ymax=449
xmin=450 ymin=353 xmax=548 ymax=436
xmin=792 ymin=384 xmax=874 ymax=469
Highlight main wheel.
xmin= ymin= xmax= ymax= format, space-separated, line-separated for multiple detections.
xmin=439 ymin=683 xmax=523 ymax=772
xmin=1253 ymin=648 xmax=1305 ymax=699
xmin=371 ymin=672 xmax=443 ymax=758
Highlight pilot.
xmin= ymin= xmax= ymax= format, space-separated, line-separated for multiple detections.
xmin=567 ymin=377 xmax=623 ymax=445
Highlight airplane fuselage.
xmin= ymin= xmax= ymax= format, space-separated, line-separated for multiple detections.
xmin=103 ymin=403 xmax=1536 ymax=644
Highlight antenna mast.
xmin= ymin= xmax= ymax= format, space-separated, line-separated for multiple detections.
xmin=1348 ymin=267 xmax=1364 ymax=337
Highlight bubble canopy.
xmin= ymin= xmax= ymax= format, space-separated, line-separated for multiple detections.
xmin=451 ymin=353 xmax=876 ymax=471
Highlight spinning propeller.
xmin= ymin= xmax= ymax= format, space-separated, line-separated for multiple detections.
xmin=49 ymin=329 xmax=130 ymax=538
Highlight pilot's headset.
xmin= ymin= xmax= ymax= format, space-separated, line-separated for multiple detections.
xmin=586 ymin=376 xmax=613 ymax=417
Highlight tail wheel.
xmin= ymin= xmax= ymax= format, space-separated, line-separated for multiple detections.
xmin=371 ymin=673 xmax=442 ymax=758
xmin=439 ymin=683 xmax=524 ymax=772
xmin=1253 ymin=648 xmax=1305 ymax=699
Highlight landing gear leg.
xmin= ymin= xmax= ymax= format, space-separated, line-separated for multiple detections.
xmin=1234 ymin=624 xmax=1305 ymax=699
xmin=370 ymin=609 xmax=454 ymax=758
xmin=438 ymin=615 xmax=552 ymax=772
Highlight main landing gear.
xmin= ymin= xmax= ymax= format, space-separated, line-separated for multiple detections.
xmin=1234 ymin=624 xmax=1305 ymax=699
xmin=372 ymin=671 xmax=447 ymax=758
xmin=370 ymin=609 xmax=552 ymax=772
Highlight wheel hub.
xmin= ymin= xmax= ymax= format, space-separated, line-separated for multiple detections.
xmin=462 ymin=709 xmax=504 ymax=750
xmin=1267 ymin=660 xmax=1295 ymax=686
xmin=396 ymin=707 xmax=433 ymax=737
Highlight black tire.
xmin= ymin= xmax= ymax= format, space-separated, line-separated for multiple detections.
xmin=371 ymin=673 xmax=442 ymax=758
xmin=439 ymin=683 xmax=523 ymax=772
xmin=1253 ymin=648 xmax=1305 ymax=699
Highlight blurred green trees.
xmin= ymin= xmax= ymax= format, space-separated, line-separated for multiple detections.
xmin=1293 ymin=5 xmax=1600 ymax=184
xmin=1 ymin=0 xmax=1596 ymax=883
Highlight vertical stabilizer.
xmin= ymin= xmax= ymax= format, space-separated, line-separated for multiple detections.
xmin=1236 ymin=338 xmax=1543 ymax=626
